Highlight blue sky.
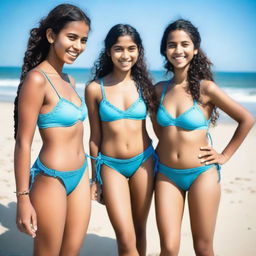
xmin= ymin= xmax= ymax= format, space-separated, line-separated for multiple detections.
xmin=0 ymin=0 xmax=256 ymax=71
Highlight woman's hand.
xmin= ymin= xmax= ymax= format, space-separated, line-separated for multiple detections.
xmin=199 ymin=146 xmax=228 ymax=165
xmin=90 ymin=182 xmax=104 ymax=205
xmin=16 ymin=197 xmax=37 ymax=238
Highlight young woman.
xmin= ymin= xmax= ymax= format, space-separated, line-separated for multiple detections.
xmin=14 ymin=4 xmax=91 ymax=255
xmin=85 ymin=24 xmax=157 ymax=256
xmin=153 ymin=19 xmax=255 ymax=256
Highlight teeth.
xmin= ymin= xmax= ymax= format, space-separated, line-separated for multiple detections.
xmin=119 ymin=61 xmax=130 ymax=65
xmin=174 ymin=56 xmax=185 ymax=60
xmin=68 ymin=51 xmax=78 ymax=57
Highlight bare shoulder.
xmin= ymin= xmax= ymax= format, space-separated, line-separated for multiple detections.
xmin=154 ymin=80 xmax=168 ymax=99
xmin=85 ymin=79 xmax=101 ymax=97
xmin=200 ymin=80 xmax=219 ymax=96
xmin=22 ymin=69 xmax=46 ymax=90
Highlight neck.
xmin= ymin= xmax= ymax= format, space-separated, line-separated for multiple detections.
xmin=173 ymin=65 xmax=189 ymax=84
xmin=45 ymin=49 xmax=64 ymax=75
xmin=111 ymin=68 xmax=132 ymax=83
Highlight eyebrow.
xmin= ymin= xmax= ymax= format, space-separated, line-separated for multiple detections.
xmin=113 ymin=44 xmax=137 ymax=48
xmin=167 ymin=40 xmax=191 ymax=44
xmin=67 ymin=33 xmax=88 ymax=38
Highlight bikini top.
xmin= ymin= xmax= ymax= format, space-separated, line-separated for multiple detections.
xmin=156 ymin=82 xmax=211 ymax=130
xmin=98 ymin=79 xmax=147 ymax=122
xmin=37 ymin=70 xmax=87 ymax=129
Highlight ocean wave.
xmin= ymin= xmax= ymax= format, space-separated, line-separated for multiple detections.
xmin=0 ymin=80 xmax=255 ymax=103
xmin=0 ymin=79 xmax=20 ymax=87
xmin=223 ymin=88 xmax=256 ymax=103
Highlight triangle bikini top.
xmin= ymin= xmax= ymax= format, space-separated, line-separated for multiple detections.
xmin=37 ymin=70 xmax=87 ymax=129
xmin=98 ymin=79 xmax=147 ymax=122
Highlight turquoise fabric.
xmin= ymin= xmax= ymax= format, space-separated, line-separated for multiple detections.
xmin=37 ymin=70 xmax=87 ymax=129
xmin=98 ymin=79 xmax=147 ymax=122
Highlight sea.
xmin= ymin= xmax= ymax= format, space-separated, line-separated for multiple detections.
xmin=0 ymin=66 xmax=255 ymax=118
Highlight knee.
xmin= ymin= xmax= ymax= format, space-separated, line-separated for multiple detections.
xmin=60 ymin=241 xmax=82 ymax=256
xmin=160 ymin=240 xmax=180 ymax=256
xmin=194 ymin=239 xmax=213 ymax=256
xmin=116 ymin=231 xmax=137 ymax=253
xmin=60 ymin=246 xmax=80 ymax=256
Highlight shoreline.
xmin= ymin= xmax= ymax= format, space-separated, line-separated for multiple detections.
xmin=0 ymin=102 xmax=255 ymax=256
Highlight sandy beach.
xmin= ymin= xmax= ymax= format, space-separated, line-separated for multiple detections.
xmin=0 ymin=101 xmax=255 ymax=256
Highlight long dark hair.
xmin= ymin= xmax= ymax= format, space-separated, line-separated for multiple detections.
xmin=160 ymin=19 xmax=218 ymax=125
xmin=90 ymin=24 xmax=157 ymax=113
xmin=14 ymin=4 xmax=91 ymax=138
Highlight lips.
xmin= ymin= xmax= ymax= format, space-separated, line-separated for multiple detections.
xmin=173 ymin=56 xmax=185 ymax=60
xmin=67 ymin=51 xmax=79 ymax=58
xmin=119 ymin=60 xmax=131 ymax=67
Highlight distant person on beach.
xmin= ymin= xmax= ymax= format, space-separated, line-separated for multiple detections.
xmin=13 ymin=4 xmax=91 ymax=255
xmin=85 ymin=24 xmax=158 ymax=256
xmin=152 ymin=19 xmax=255 ymax=256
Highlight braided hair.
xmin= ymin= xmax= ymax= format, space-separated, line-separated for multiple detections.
xmin=14 ymin=4 xmax=91 ymax=138
xmin=160 ymin=19 xmax=219 ymax=125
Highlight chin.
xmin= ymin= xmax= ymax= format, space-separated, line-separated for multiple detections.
xmin=65 ymin=59 xmax=76 ymax=65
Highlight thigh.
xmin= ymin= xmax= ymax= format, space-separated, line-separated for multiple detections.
xmin=30 ymin=173 xmax=67 ymax=255
xmin=188 ymin=166 xmax=221 ymax=243
xmin=60 ymin=170 xmax=91 ymax=255
xmin=129 ymin=156 xmax=154 ymax=226
xmin=155 ymin=172 xmax=186 ymax=244
xmin=101 ymin=164 xmax=135 ymax=237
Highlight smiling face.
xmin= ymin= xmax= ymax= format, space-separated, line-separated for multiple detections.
xmin=165 ymin=29 xmax=198 ymax=71
xmin=109 ymin=35 xmax=139 ymax=73
xmin=48 ymin=20 xmax=89 ymax=64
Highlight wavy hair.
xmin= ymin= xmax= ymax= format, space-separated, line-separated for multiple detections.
xmin=14 ymin=4 xmax=91 ymax=138
xmin=160 ymin=19 xmax=218 ymax=125
xmin=90 ymin=24 xmax=157 ymax=114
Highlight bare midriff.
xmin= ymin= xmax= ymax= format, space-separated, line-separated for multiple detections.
xmin=101 ymin=119 xmax=151 ymax=158
xmin=156 ymin=126 xmax=209 ymax=169
xmin=39 ymin=121 xmax=85 ymax=170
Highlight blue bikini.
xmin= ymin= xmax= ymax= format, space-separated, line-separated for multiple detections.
xmin=88 ymin=78 xmax=157 ymax=184
xmin=156 ymin=82 xmax=221 ymax=191
xmin=30 ymin=70 xmax=88 ymax=195
xmin=99 ymin=79 xmax=147 ymax=122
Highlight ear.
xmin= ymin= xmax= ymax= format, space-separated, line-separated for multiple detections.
xmin=194 ymin=49 xmax=198 ymax=55
xmin=46 ymin=28 xmax=55 ymax=44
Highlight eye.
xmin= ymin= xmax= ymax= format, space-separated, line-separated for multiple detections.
xmin=128 ymin=46 xmax=137 ymax=52
xmin=182 ymin=42 xmax=190 ymax=47
xmin=68 ymin=35 xmax=76 ymax=41
xmin=167 ymin=43 xmax=176 ymax=48
xmin=81 ymin=37 xmax=88 ymax=44
xmin=113 ymin=47 xmax=122 ymax=52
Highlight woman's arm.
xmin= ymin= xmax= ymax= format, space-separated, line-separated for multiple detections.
xmin=199 ymin=80 xmax=255 ymax=165
xmin=14 ymin=70 xmax=46 ymax=237
xmin=85 ymin=81 xmax=102 ymax=200
xmin=150 ymin=81 xmax=165 ymax=139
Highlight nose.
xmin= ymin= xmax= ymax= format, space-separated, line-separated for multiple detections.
xmin=174 ymin=44 xmax=183 ymax=54
xmin=73 ymin=40 xmax=83 ymax=52
xmin=121 ymin=49 xmax=129 ymax=59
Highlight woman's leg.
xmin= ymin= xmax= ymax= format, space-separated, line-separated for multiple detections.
xmin=101 ymin=164 xmax=139 ymax=256
xmin=30 ymin=174 xmax=67 ymax=256
xmin=129 ymin=156 xmax=154 ymax=256
xmin=155 ymin=173 xmax=186 ymax=256
xmin=188 ymin=166 xmax=221 ymax=256
xmin=60 ymin=170 xmax=91 ymax=256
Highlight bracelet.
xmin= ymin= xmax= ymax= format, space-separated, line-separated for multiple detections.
xmin=89 ymin=178 xmax=96 ymax=185
xmin=14 ymin=189 xmax=30 ymax=196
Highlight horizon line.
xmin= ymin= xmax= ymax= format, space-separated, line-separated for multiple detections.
xmin=0 ymin=65 xmax=256 ymax=74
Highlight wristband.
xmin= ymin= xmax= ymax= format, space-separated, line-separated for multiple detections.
xmin=14 ymin=189 xmax=30 ymax=196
